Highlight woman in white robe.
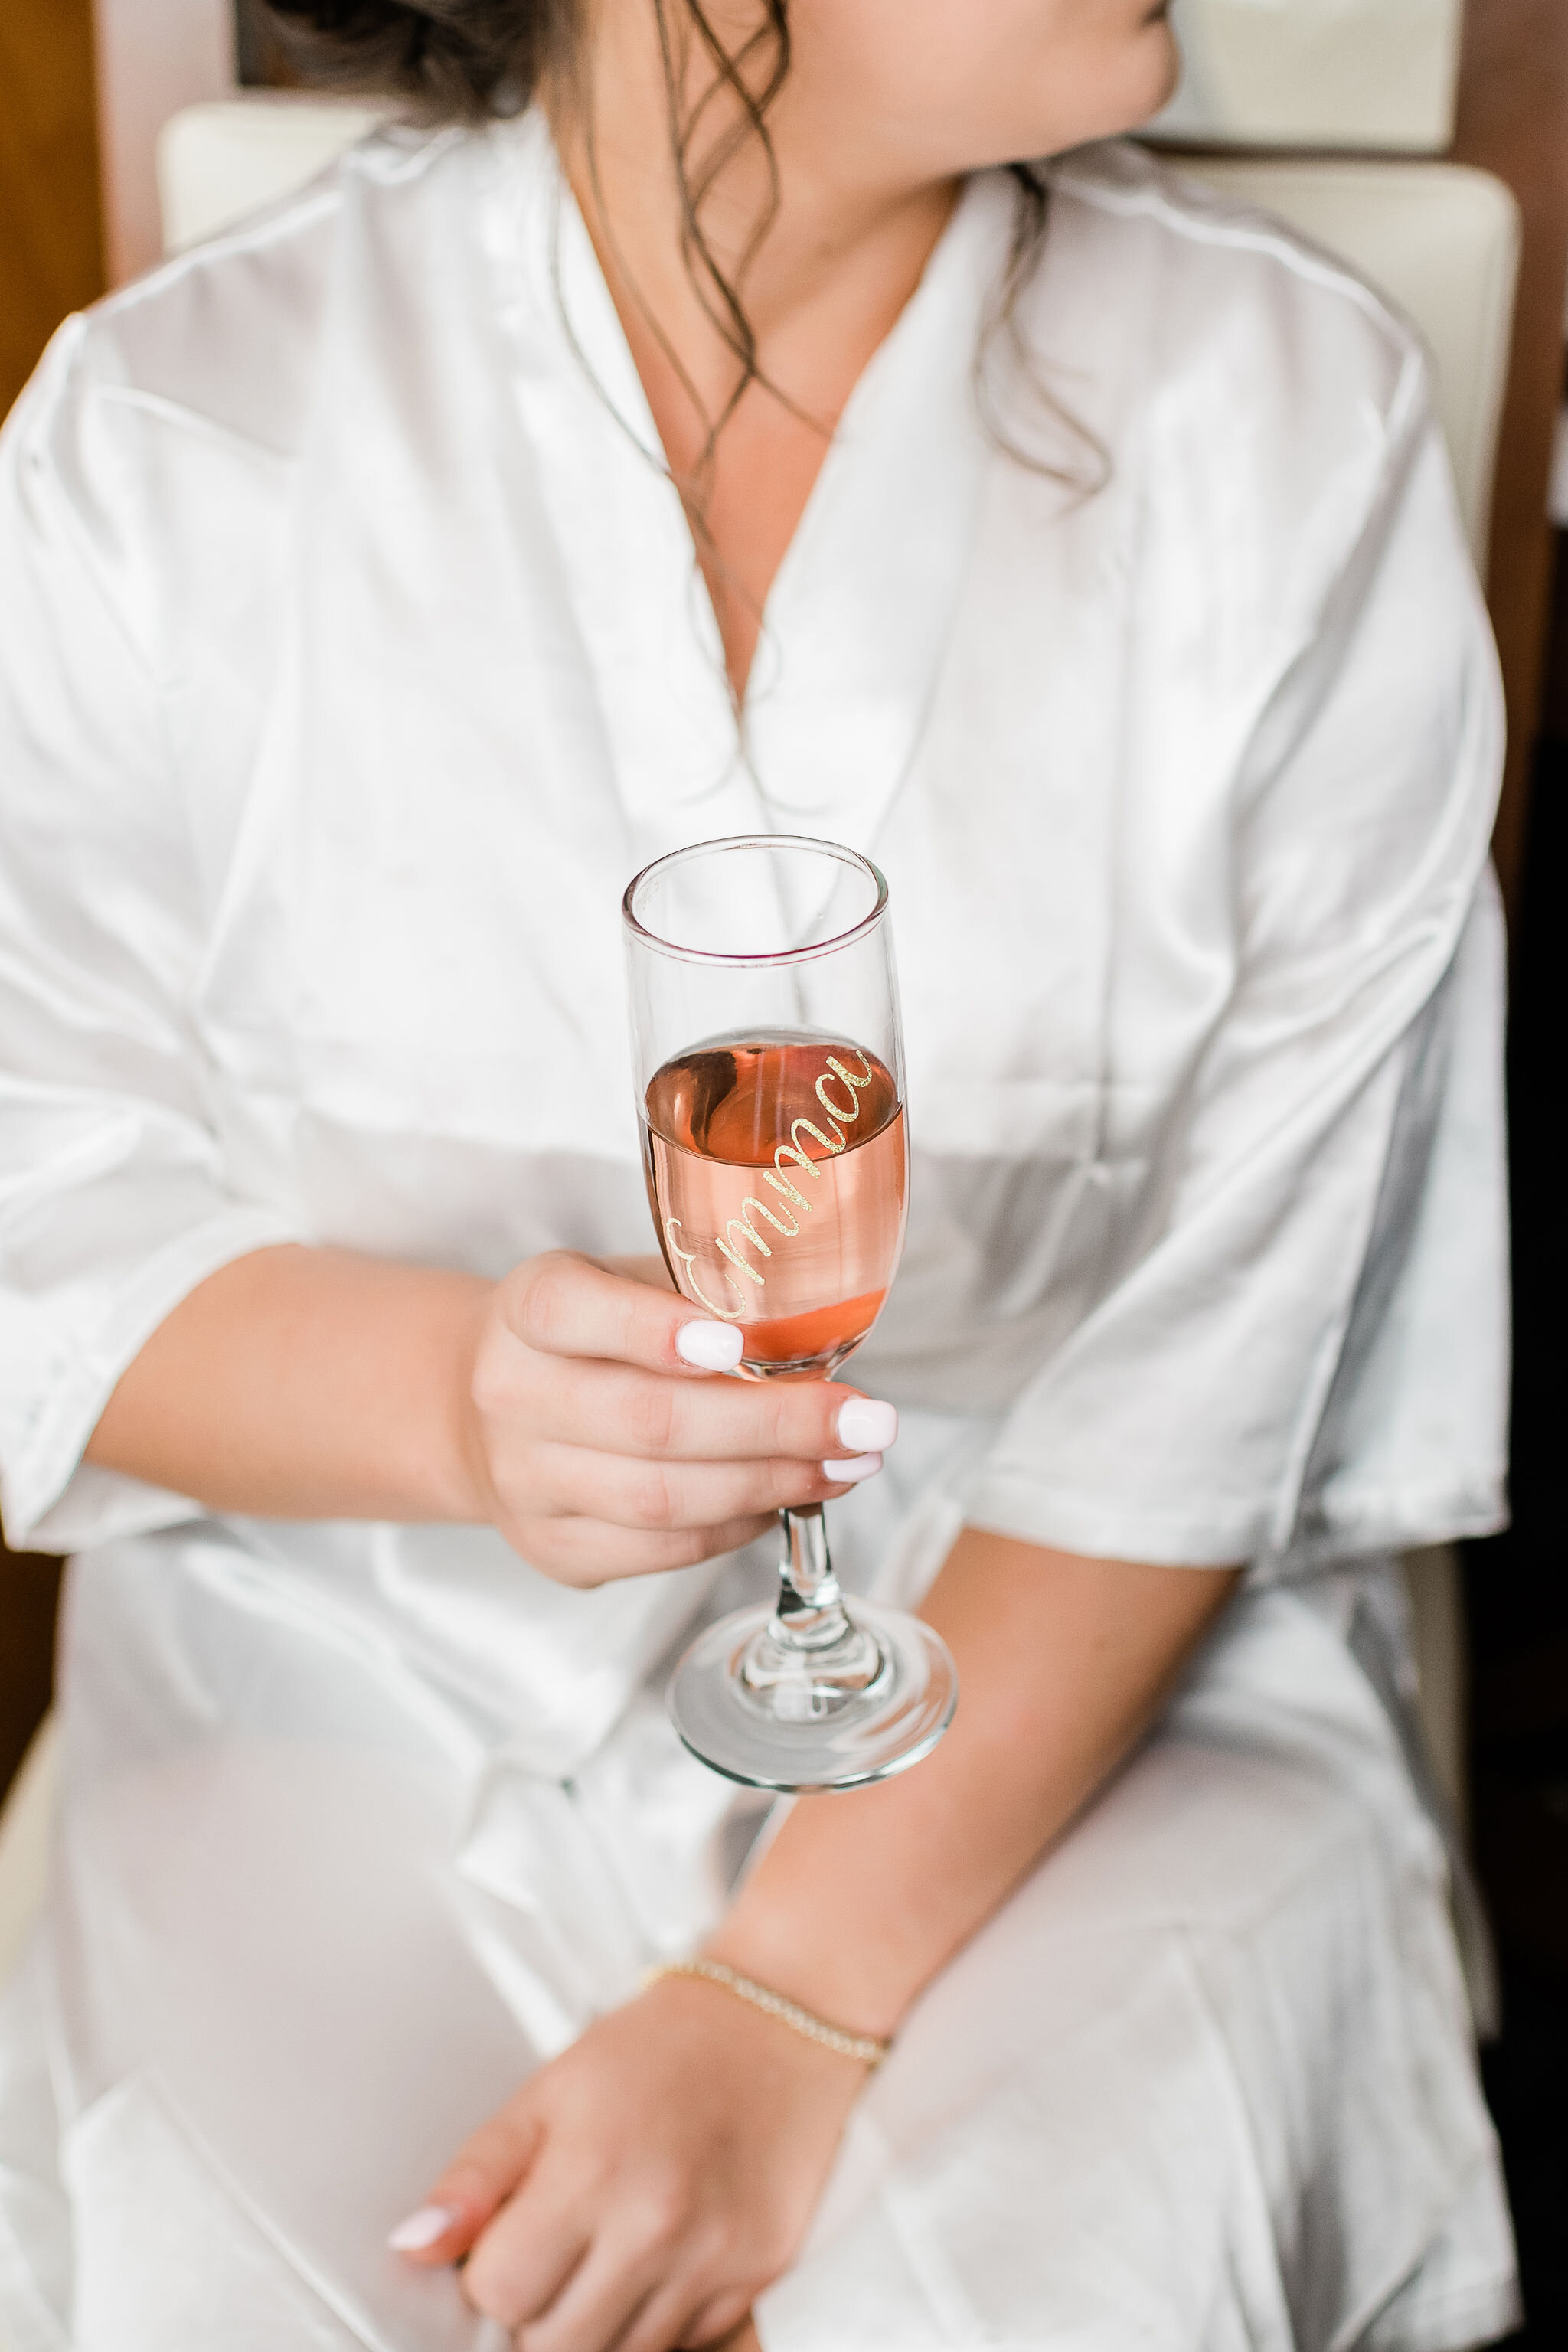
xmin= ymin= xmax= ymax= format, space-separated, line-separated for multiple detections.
xmin=0 ymin=0 xmax=1522 ymax=2344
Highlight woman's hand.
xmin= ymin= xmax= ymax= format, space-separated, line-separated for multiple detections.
xmin=87 ymin=1240 xmax=896 ymax=1579
xmin=460 ymin=1250 xmax=896 ymax=1587
xmin=390 ymin=1975 xmax=864 ymax=2351
xmin=392 ymin=1537 xmax=1243 ymax=2347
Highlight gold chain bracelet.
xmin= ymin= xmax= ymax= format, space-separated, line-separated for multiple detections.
xmin=643 ymin=1958 xmax=892 ymax=2069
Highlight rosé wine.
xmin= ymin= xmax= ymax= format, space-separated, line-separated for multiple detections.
xmin=642 ymin=1036 xmax=906 ymax=1379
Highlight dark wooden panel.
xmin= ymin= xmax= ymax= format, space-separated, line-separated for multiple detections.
xmin=0 ymin=0 xmax=97 ymax=1792
xmin=0 ymin=0 xmax=104 ymax=420
xmin=0 ymin=1543 xmax=63 ymax=1802
xmin=1451 ymin=0 xmax=1568 ymax=911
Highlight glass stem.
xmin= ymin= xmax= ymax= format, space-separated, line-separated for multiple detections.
xmin=774 ymin=1506 xmax=858 ymax=1654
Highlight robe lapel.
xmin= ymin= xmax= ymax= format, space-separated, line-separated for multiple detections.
xmin=493 ymin=116 xmax=754 ymax=868
xmin=743 ymin=171 xmax=1016 ymax=858
xmin=493 ymin=119 xmax=1017 ymax=881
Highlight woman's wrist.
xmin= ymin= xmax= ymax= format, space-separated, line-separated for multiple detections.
xmin=444 ymin=1276 xmax=507 ymax=1524
xmin=704 ymin=1534 xmax=1245 ymax=2056
xmin=647 ymin=1957 xmax=893 ymax=2069
xmin=701 ymin=1909 xmax=915 ymax=2047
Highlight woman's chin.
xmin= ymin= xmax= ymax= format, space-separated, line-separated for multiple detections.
xmin=1109 ymin=25 xmax=1182 ymax=136
xmin=1145 ymin=24 xmax=1184 ymax=115
xmin=1011 ymin=30 xmax=1184 ymax=163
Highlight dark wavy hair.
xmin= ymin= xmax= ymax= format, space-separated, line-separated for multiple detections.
xmin=263 ymin=2 xmax=1080 ymax=492
xmin=267 ymin=2 xmax=796 ymax=462
xmin=261 ymin=1 xmax=568 ymax=119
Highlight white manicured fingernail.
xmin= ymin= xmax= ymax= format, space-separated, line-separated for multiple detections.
xmin=822 ymin=1452 xmax=884 ymax=1485
xmin=387 ymin=2203 xmax=457 ymax=2252
xmin=676 ymin=1321 xmax=745 ymax=1371
xmin=837 ymin=1398 xmax=898 ymax=1452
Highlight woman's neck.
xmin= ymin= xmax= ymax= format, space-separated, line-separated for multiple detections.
xmin=550 ymin=22 xmax=959 ymax=703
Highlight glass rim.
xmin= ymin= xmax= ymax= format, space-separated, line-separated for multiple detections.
xmin=622 ymin=833 xmax=890 ymax=969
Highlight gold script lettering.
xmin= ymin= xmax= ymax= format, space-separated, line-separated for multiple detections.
xmin=763 ymin=1164 xmax=814 ymax=1215
xmin=715 ymin=1194 xmax=802 ymax=1287
xmin=663 ymin=1216 xmax=746 ymax=1321
xmin=773 ymin=1141 xmax=820 ymax=1182
xmin=664 ymin=1047 xmax=890 ymax=1334
xmin=827 ymin=1051 xmax=874 ymax=1093
xmin=791 ymin=1115 xmax=844 ymax=1159
xmin=815 ymin=1074 xmax=860 ymax=1125
xmin=762 ymin=1140 xmax=822 ymax=1215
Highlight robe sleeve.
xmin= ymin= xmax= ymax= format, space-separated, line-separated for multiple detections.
xmin=0 ymin=325 xmax=298 ymax=1553
xmin=963 ymin=377 xmax=1509 ymax=1571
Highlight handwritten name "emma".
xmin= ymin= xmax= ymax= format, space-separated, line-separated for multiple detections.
xmin=665 ymin=1050 xmax=875 ymax=1323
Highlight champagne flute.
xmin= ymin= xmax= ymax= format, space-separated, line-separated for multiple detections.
xmin=623 ymin=834 xmax=958 ymax=1792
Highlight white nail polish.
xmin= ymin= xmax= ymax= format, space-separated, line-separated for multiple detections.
xmin=821 ymin=1452 xmax=884 ymax=1485
xmin=837 ymin=1397 xmax=898 ymax=1452
xmin=387 ymin=2203 xmax=457 ymax=2253
xmin=676 ymin=1321 xmax=745 ymax=1371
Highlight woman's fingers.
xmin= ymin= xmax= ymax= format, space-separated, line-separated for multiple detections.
xmin=498 ymin=1259 xmax=900 ymax=1461
xmin=470 ymin=1250 xmax=898 ymax=1586
xmin=502 ymin=1253 xmax=746 ymax=1377
xmin=388 ymin=2108 xmax=543 ymax=2265
xmin=680 ymin=2297 xmax=760 ymax=2350
xmin=516 ymin=1511 xmax=779 ymax=1584
xmin=498 ymin=1439 xmax=889 ymax=1584
xmin=498 ymin=2203 xmax=743 ymax=2352
xmin=505 ymin=1350 xmax=896 ymax=1467
xmin=522 ymin=1443 xmax=874 ymax=1532
xmin=407 ymin=1980 xmax=851 ymax=2349
xmin=503 ymin=2232 xmax=668 ymax=2352
xmin=459 ymin=2191 xmax=592 ymax=2337
xmin=618 ymin=2274 xmax=751 ymax=2352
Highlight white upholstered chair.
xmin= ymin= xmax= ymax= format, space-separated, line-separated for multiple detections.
xmin=1150 ymin=0 xmax=1465 ymax=153
xmin=1176 ymin=156 xmax=1520 ymax=570
xmin=155 ymin=91 xmax=390 ymax=254
xmin=0 ymin=103 xmax=1520 ymax=2011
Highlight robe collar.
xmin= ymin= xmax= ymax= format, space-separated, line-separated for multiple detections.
xmin=489 ymin=112 xmax=1018 ymax=867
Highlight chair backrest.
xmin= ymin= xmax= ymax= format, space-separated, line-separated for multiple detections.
xmin=1175 ymin=158 xmax=1521 ymax=565
xmin=1150 ymin=0 xmax=1465 ymax=153
xmin=158 ymin=102 xmax=1521 ymax=570
xmin=157 ymin=95 xmax=390 ymax=257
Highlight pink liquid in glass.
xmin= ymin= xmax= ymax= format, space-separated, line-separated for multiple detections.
xmin=642 ymin=1037 xmax=906 ymax=1378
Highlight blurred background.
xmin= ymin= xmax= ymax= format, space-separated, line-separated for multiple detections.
xmin=0 ymin=2 xmax=1564 ymax=2341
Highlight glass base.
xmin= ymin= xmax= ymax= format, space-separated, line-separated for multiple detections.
xmin=668 ymin=1598 xmax=958 ymax=1792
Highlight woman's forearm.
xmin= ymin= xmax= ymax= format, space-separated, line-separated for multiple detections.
xmin=81 ymin=1245 xmax=852 ymax=1584
xmin=709 ymin=1530 xmax=1243 ymax=2038
xmin=85 ymin=1243 xmax=493 ymax=1521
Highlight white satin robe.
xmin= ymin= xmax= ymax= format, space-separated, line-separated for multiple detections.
xmin=0 ymin=118 xmax=1521 ymax=2349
